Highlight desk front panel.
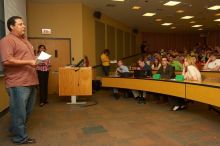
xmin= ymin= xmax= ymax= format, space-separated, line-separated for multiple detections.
xmin=186 ymin=84 xmax=220 ymax=107
xmin=102 ymin=78 xmax=185 ymax=98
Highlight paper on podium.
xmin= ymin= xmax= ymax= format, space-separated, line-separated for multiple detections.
xmin=37 ymin=51 xmax=52 ymax=61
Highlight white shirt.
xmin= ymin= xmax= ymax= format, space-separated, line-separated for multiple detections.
xmin=207 ymin=59 xmax=220 ymax=69
xmin=185 ymin=65 xmax=202 ymax=82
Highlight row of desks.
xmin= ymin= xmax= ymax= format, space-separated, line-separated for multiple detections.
xmin=102 ymin=77 xmax=220 ymax=107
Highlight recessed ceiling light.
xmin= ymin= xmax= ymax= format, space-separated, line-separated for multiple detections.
xmin=162 ymin=23 xmax=173 ymax=26
xmin=208 ymin=5 xmax=220 ymax=10
xmin=181 ymin=16 xmax=194 ymax=19
xmin=143 ymin=13 xmax=156 ymax=16
xmin=164 ymin=1 xmax=181 ymax=6
xmin=190 ymin=21 xmax=196 ymax=23
xmin=132 ymin=6 xmax=141 ymax=10
xmin=176 ymin=10 xmax=184 ymax=13
xmin=192 ymin=25 xmax=202 ymax=27
xmin=214 ymin=18 xmax=220 ymax=21
xmin=155 ymin=18 xmax=162 ymax=21
xmin=215 ymin=13 xmax=220 ymax=16
xmin=171 ymin=27 xmax=176 ymax=29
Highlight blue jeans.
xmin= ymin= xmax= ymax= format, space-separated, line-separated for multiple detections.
xmin=7 ymin=86 xmax=37 ymax=143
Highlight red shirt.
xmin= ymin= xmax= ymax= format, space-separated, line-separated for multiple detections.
xmin=0 ymin=33 xmax=39 ymax=88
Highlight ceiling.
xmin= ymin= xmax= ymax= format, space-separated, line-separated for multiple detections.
xmin=29 ymin=0 xmax=220 ymax=33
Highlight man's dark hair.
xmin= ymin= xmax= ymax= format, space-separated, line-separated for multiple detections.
xmin=7 ymin=16 xmax=22 ymax=31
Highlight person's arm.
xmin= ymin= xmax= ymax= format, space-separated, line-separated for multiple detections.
xmin=203 ymin=58 xmax=211 ymax=70
xmin=3 ymin=58 xmax=36 ymax=67
xmin=185 ymin=66 xmax=199 ymax=81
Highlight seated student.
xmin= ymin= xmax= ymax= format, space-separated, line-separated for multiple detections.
xmin=183 ymin=56 xmax=202 ymax=82
xmin=113 ymin=60 xmax=129 ymax=99
xmin=154 ymin=57 xmax=175 ymax=104
xmin=168 ymin=55 xmax=183 ymax=71
xmin=151 ymin=58 xmax=161 ymax=70
xmin=157 ymin=57 xmax=175 ymax=79
xmin=172 ymin=56 xmax=202 ymax=111
xmin=203 ymin=53 xmax=220 ymax=71
xmin=132 ymin=59 xmax=152 ymax=104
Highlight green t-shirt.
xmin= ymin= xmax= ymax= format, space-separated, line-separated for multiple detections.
xmin=170 ymin=61 xmax=183 ymax=71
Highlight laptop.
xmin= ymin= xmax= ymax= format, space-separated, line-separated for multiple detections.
xmin=133 ymin=70 xmax=146 ymax=79
xmin=119 ymin=72 xmax=133 ymax=78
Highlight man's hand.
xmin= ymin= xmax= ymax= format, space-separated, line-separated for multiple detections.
xmin=29 ymin=60 xmax=37 ymax=67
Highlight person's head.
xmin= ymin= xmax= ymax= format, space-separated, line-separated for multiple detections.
xmin=161 ymin=57 xmax=168 ymax=67
xmin=38 ymin=45 xmax=46 ymax=53
xmin=103 ymin=49 xmax=110 ymax=56
xmin=209 ymin=53 xmax=217 ymax=62
xmin=117 ymin=60 xmax=123 ymax=67
xmin=191 ymin=56 xmax=197 ymax=64
xmin=168 ymin=55 xmax=174 ymax=62
xmin=184 ymin=56 xmax=195 ymax=67
xmin=137 ymin=59 xmax=145 ymax=68
xmin=7 ymin=16 xmax=25 ymax=36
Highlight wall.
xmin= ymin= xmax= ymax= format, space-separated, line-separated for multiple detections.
xmin=4 ymin=0 xmax=27 ymax=34
xmin=206 ymin=30 xmax=220 ymax=47
xmin=142 ymin=32 xmax=203 ymax=52
xmin=27 ymin=1 xmax=83 ymax=62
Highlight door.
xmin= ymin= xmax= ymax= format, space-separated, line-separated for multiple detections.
xmin=29 ymin=38 xmax=71 ymax=94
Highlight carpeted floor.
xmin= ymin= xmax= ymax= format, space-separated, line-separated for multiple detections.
xmin=1 ymin=89 xmax=220 ymax=146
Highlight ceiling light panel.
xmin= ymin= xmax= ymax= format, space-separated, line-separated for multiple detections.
xmin=143 ymin=13 xmax=156 ymax=16
xmin=208 ymin=5 xmax=220 ymax=10
xmin=112 ymin=0 xmax=125 ymax=1
xmin=164 ymin=1 xmax=181 ymax=6
xmin=176 ymin=10 xmax=184 ymax=13
xmin=192 ymin=25 xmax=203 ymax=27
xmin=155 ymin=19 xmax=162 ymax=21
xmin=181 ymin=16 xmax=194 ymax=19
xmin=132 ymin=6 xmax=141 ymax=10
xmin=214 ymin=19 xmax=220 ymax=21
xmin=162 ymin=23 xmax=173 ymax=26
xmin=190 ymin=21 xmax=196 ymax=23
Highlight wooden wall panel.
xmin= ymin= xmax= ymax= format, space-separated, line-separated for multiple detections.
xmin=95 ymin=21 xmax=105 ymax=64
xmin=107 ymin=25 xmax=116 ymax=59
xmin=124 ymin=32 xmax=131 ymax=57
xmin=142 ymin=32 xmax=202 ymax=52
xmin=117 ymin=29 xmax=124 ymax=59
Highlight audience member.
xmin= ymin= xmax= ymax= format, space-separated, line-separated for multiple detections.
xmin=168 ymin=55 xmax=183 ymax=71
xmin=157 ymin=57 xmax=175 ymax=79
xmin=132 ymin=59 xmax=152 ymax=104
xmin=151 ymin=58 xmax=161 ymax=70
xmin=113 ymin=60 xmax=129 ymax=99
xmin=203 ymin=53 xmax=220 ymax=71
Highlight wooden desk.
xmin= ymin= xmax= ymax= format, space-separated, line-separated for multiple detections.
xmin=102 ymin=77 xmax=185 ymax=98
xmin=102 ymin=77 xmax=220 ymax=107
xmin=185 ymin=81 xmax=220 ymax=107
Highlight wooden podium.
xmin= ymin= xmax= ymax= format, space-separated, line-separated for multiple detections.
xmin=59 ymin=67 xmax=92 ymax=104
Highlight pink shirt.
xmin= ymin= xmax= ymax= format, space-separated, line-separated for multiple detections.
xmin=36 ymin=58 xmax=50 ymax=72
xmin=0 ymin=33 xmax=39 ymax=88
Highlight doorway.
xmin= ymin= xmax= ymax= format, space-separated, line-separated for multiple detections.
xmin=29 ymin=37 xmax=71 ymax=94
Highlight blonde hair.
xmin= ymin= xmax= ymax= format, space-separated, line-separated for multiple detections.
xmin=185 ymin=56 xmax=196 ymax=66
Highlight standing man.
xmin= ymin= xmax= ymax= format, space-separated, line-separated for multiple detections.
xmin=0 ymin=16 xmax=38 ymax=144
